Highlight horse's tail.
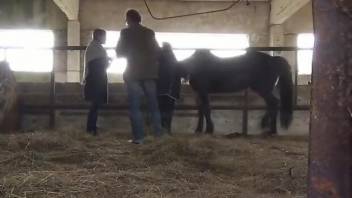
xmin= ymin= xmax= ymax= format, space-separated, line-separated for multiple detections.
xmin=274 ymin=57 xmax=293 ymax=129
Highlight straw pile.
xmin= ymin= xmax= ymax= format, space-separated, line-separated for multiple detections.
xmin=0 ymin=129 xmax=308 ymax=198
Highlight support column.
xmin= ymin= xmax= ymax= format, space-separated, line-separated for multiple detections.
xmin=309 ymin=0 xmax=352 ymax=197
xmin=269 ymin=24 xmax=284 ymax=56
xmin=66 ymin=20 xmax=80 ymax=82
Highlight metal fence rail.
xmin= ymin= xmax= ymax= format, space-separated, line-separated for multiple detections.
xmin=1 ymin=46 xmax=312 ymax=132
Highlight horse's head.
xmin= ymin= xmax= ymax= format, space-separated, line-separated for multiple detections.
xmin=159 ymin=42 xmax=189 ymax=79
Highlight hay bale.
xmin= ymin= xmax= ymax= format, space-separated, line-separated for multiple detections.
xmin=0 ymin=61 xmax=19 ymax=132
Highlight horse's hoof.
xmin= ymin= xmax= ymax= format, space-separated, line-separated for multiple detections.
xmin=261 ymin=131 xmax=277 ymax=137
xmin=224 ymin=132 xmax=243 ymax=139
xmin=205 ymin=128 xmax=214 ymax=134
xmin=195 ymin=130 xmax=202 ymax=135
xmin=260 ymin=117 xmax=270 ymax=129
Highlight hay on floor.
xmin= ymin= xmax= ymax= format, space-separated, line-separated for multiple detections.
xmin=0 ymin=129 xmax=308 ymax=198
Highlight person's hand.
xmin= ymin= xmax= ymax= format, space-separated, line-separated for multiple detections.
xmin=108 ymin=57 xmax=113 ymax=64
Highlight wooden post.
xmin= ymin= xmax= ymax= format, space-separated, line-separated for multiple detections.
xmin=309 ymin=0 xmax=352 ymax=197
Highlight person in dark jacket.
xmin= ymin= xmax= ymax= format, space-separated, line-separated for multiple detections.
xmin=83 ymin=29 xmax=109 ymax=135
xmin=157 ymin=42 xmax=181 ymax=134
xmin=116 ymin=9 xmax=162 ymax=144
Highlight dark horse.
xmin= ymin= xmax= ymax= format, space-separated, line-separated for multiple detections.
xmin=159 ymin=47 xmax=293 ymax=135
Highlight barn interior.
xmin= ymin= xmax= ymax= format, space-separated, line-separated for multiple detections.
xmin=0 ymin=0 xmax=319 ymax=197
xmin=1 ymin=0 xmax=313 ymax=134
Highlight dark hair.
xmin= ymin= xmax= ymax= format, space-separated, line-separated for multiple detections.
xmin=126 ymin=9 xmax=141 ymax=23
xmin=162 ymin=42 xmax=172 ymax=51
xmin=93 ymin=29 xmax=106 ymax=40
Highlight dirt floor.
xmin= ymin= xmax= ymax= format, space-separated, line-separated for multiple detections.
xmin=0 ymin=129 xmax=308 ymax=198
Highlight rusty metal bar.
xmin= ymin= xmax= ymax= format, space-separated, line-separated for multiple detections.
xmin=10 ymin=45 xmax=311 ymax=133
xmin=49 ymin=70 xmax=56 ymax=129
xmin=0 ymin=46 xmax=314 ymax=51
xmin=294 ymin=50 xmax=298 ymax=106
xmin=22 ymin=104 xmax=310 ymax=111
xmin=309 ymin=0 xmax=352 ymax=197
xmin=242 ymin=90 xmax=249 ymax=135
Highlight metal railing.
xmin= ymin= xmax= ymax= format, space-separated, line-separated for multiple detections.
xmin=0 ymin=46 xmax=312 ymax=132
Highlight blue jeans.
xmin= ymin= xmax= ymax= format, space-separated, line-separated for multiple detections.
xmin=125 ymin=79 xmax=162 ymax=141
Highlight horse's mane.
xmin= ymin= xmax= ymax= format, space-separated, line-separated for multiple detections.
xmin=181 ymin=49 xmax=250 ymax=71
xmin=188 ymin=49 xmax=250 ymax=63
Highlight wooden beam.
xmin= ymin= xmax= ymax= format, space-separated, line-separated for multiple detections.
xmin=53 ymin=0 xmax=79 ymax=20
xmin=270 ymin=0 xmax=310 ymax=24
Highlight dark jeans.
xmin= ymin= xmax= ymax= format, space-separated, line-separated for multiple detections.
xmin=125 ymin=79 xmax=162 ymax=141
xmin=158 ymin=95 xmax=176 ymax=134
xmin=87 ymin=101 xmax=99 ymax=134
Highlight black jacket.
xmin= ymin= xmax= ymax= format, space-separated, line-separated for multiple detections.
xmin=116 ymin=24 xmax=160 ymax=80
xmin=84 ymin=57 xmax=108 ymax=103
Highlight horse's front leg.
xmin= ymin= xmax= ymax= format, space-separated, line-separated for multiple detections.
xmin=204 ymin=105 xmax=214 ymax=134
xmin=199 ymin=93 xmax=214 ymax=134
xmin=195 ymin=107 xmax=204 ymax=133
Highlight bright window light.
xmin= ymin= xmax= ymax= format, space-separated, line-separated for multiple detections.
xmin=0 ymin=29 xmax=54 ymax=72
xmin=105 ymin=31 xmax=249 ymax=74
xmin=156 ymin=33 xmax=249 ymax=59
xmin=104 ymin=31 xmax=126 ymax=74
xmin=297 ymin=33 xmax=314 ymax=75
xmin=0 ymin=49 xmax=4 ymax=61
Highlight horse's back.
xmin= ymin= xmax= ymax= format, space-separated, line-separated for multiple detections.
xmin=188 ymin=51 xmax=284 ymax=94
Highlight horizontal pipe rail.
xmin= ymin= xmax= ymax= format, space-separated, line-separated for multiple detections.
xmin=22 ymin=104 xmax=310 ymax=111
xmin=0 ymin=46 xmax=314 ymax=51
xmin=5 ymin=45 xmax=311 ymax=130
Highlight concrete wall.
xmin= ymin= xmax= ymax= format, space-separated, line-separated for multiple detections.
xmin=0 ymin=0 xmax=66 ymax=29
xmin=282 ymin=2 xmax=313 ymax=85
xmin=0 ymin=0 xmax=68 ymax=82
xmin=78 ymin=0 xmax=270 ymax=83
xmin=284 ymin=2 xmax=313 ymax=35
xmin=79 ymin=0 xmax=270 ymax=46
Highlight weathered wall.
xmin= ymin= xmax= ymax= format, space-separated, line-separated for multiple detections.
xmin=282 ymin=2 xmax=313 ymax=85
xmin=0 ymin=0 xmax=67 ymax=82
xmin=79 ymin=0 xmax=270 ymax=46
xmin=0 ymin=0 xmax=66 ymax=29
xmin=284 ymin=2 xmax=313 ymax=35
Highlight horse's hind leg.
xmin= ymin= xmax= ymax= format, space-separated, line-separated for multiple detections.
xmin=261 ymin=111 xmax=271 ymax=129
xmin=195 ymin=108 xmax=204 ymax=133
xmin=198 ymin=92 xmax=214 ymax=134
xmin=262 ymin=93 xmax=279 ymax=135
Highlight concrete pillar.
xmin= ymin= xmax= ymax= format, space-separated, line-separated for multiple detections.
xmin=66 ymin=20 xmax=80 ymax=82
xmin=269 ymin=24 xmax=285 ymax=58
xmin=269 ymin=24 xmax=285 ymax=47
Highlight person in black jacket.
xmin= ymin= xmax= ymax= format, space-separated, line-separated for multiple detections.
xmin=83 ymin=29 xmax=109 ymax=135
xmin=116 ymin=9 xmax=162 ymax=144
xmin=157 ymin=42 xmax=181 ymax=134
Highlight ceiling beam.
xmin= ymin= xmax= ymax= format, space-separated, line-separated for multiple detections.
xmin=53 ymin=0 xmax=79 ymax=20
xmin=270 ymin=0 xmax=310 ymax=24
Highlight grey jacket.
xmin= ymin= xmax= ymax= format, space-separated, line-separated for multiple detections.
xmin=115 ymin=24 xmax=160 ymax=80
